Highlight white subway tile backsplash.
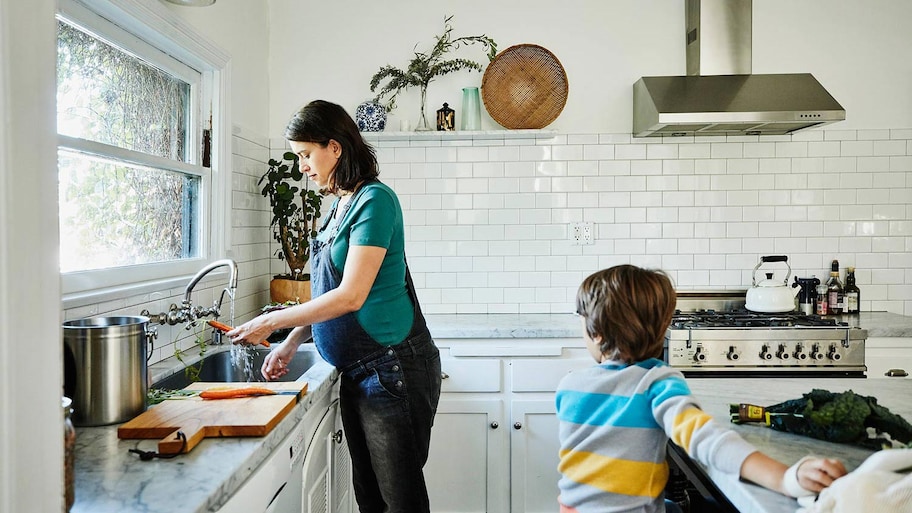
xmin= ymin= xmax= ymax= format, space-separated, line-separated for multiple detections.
xmin=775 ymin=142 xmax=808 ymax=158
xmin=631 ymin=160 xmax=663 ymax=175
xmin=615 ymin=144 xmax=647 ymax=160
xmin=357 ymin=129 xmax=912 ymax=312
xmin=711 ymin=143 xmax=744 ymax=159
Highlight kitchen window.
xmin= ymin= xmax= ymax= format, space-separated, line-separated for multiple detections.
xmin=56 ymin=0 xmax=230 ymax=298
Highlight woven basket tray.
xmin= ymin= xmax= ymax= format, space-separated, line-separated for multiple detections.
xmin=481 ymin=44 xmax=568 ymax=129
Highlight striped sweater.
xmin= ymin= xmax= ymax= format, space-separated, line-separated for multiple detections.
xmin=555 ymin=358 xmax=756 ymax=513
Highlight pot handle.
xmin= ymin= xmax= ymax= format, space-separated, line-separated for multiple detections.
xmin=751 ymin=256 xmax=792 ymax=286
xmin=145 ymin=326 xmax=158 ymax=363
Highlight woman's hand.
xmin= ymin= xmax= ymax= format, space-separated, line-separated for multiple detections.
xmin=261 ymin=341 xmax=301 ymax=381
xmin=226 ymin=314 xmax=276 ymax=347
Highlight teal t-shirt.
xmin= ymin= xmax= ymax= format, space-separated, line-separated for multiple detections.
xmin=315 ymin=181 xmax=413 ymax=345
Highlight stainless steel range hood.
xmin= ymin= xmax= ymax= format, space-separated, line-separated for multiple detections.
xmin=633 ymin=0 xmax=845 ymax=138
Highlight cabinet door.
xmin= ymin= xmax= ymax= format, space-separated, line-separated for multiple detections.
xmin=330 ymin=403 xmax=354 ymax=513
xmin=301 ymin=402 xmax=336 ymax=513
xmin=425 ymin=398 xmax=508 ymax=513
xmin=510 ymin=399 xmax=561 ymax=513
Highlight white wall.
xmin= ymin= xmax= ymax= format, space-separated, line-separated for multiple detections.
xmin=1 ymin=0 xmax=65 ymax=511
xmin=163 ymin=0 xmax=270 ymax=135
xmin=268 ymin=0 xmax=912 ymax=135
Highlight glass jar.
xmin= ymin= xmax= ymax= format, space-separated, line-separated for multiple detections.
xmin=63 ymin=396 xmax=76 ymax=511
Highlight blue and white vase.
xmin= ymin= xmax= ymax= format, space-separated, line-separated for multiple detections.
xmin=355 ymin=100 xmax=387 ymax=132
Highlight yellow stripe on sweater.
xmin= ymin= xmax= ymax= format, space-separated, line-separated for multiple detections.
xmin=671 ymin=407 xmax=713 ymax=451
xmin=558 ymin=449 xmax=669 ymax=497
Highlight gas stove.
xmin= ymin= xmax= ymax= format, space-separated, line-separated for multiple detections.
xmin=665 ymin=291 xmax=867 ymax=377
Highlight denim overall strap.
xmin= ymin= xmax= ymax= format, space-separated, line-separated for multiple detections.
xmin=309 ymin=183 xmax=428 ymax=370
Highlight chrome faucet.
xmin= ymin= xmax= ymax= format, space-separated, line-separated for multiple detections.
xmin=142 ymin=259 xmax=238 ymax=338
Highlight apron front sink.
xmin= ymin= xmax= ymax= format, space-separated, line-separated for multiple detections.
xmin=152 ymin=345 xmax=321 ymax=390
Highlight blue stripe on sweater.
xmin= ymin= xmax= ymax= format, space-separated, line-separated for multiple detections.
xmin=646 ymin=375 xmax=691 ymax=408
xmin=556 ymin=363 xmax=691 ymax=429
xmin=556 ymin=389 xmax=659 ymax=428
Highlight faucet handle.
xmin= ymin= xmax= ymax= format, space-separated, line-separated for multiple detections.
xmin=141 ymin=309 xmax=169 ymax=325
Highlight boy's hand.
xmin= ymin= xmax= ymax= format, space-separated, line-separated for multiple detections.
xmin=785 ymin=457 xmax=847 ymax=496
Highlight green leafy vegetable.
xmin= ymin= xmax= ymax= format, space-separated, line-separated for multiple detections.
xmin=735 ymin=389 xmax=912 ymax=448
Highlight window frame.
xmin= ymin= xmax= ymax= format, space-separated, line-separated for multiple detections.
xmin=57 ymin=0 xmax=231 ymax=306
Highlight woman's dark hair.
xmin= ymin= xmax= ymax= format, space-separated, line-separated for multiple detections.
xmin=284 ymin=100 xmax=378 ymax=194
xmin=576 ymin=265 xmax=676 ymax=363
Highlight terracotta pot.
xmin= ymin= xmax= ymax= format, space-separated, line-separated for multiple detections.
xmin=270 ymin=277 xmax=311 ymax=304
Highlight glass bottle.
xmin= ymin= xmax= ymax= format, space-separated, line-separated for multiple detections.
xmin=844 ymin=266 xmax=860 ymax=314
xmin=816 ymin=284 xmax=829 ymax=315
xmin=826 ymin=259 xmax=844 ymax=315
xmin=63 ymin=396 xmax=76 ymax=511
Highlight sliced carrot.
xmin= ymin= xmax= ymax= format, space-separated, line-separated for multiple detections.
xmin=199 ymin=387 xmax=278 ymax=399
xmin=206 ymin=320 xmax=270 ymax=347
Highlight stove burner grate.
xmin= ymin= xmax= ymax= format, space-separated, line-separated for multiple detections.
xmin=670 ymin=308 xmax=849 ymax=329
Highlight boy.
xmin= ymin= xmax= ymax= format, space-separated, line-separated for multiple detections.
xmin=556 ymin=265 xmax=847 ymax=513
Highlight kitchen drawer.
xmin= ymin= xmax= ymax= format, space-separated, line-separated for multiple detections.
xmin=865 ymin=337 xmax=912 ymax=379
xmin=511 ymin=355 xmax=591 ymax=392
xmin=440 ymin=358 xmax=502 ymax=392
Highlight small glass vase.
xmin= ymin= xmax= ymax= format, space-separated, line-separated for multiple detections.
xmin=461 ymin=87 xmax=482 ymax=131
xmin=415 ymin=87 xmax=432 ymax=131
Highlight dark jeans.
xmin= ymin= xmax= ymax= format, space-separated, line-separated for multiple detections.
xmin=339 ymin=332 xmax=442 ymax=513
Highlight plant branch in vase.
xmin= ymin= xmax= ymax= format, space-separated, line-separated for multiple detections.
xmin=259 ymin=151 xmax=323 ymax=303
xmin=369 ymin=15 xmax=497 ymax=131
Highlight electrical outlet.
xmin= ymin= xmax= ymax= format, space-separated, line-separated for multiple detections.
xmin=570 ymin=222 xmax=594 ymax=245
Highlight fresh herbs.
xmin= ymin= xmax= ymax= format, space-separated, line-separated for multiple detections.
xmin=147 ymin=388 xmax=198 ymax=406
xmin=173 ymin=323 xmax=208 ymax=382
xmin=369 ymin=15 xmax=497 ymax=113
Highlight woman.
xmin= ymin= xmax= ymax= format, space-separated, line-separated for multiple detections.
xmin=228 ymin=100 xmax=442 ymax=513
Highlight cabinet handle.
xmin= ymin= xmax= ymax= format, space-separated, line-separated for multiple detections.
xmin=490 ymin=422 xmax=499 ymax=429
xmin=885 ymin=368 xmax=909 ymax=377
xmin=513 ymin=422 xmax=522 ymax=430
xmin=332 ymin=430 xmax=343 ymax=444
xmin=441 ymin=372 xmax=450 ymax=380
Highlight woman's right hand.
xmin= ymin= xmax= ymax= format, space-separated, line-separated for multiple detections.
xmin=261 ymin=341 xmax=301 ymax=381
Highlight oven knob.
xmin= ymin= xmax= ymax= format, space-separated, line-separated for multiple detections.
xmin=828 ymin=345 xmax=842 ymax=361
xmin=759 ymin=345 xmax=773 ymax=360
xmin=776 ymin=345 xmax=789 ymax=360
xmin=693 ymin=347 xmax=706 ymax=362
xmin=811 ymin=345 xmax=825 ymax=360
xmin=727 ymin=346 xmax=740 ymax=361
xmin=793 ymin=344 xmax=807 ymax=360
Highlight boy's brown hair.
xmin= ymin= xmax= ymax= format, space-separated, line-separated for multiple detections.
xmin=576 ymin=265 xmax=677 ymax=363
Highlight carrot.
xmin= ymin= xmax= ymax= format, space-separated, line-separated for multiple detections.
xmin=206 ymin=320 xmax=270 ymax=347
xmin=207 ymin=320 xmax=233 ymax=332
xmin=199 ymin=387 xmax=278 ymax=399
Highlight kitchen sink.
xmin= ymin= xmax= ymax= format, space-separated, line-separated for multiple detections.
xmin=152 ymin=345 xmax=322 ymax=390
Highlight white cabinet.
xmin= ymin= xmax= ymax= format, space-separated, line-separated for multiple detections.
xmin=299 ymin=392 xmax=355 ymax=513
xmin=426 ymin=396 xmax=508 ymax=512
xmin=424 ymin=339 xmax=590 ymax=513
xmin=865 ymin=337 xmax=912 ymax=379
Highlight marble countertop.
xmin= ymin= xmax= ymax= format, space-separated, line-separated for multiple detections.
xmin=70 ymin=345 xmax=338 ymax=513
xmin=425 ymin=311 xmax=912 ymax=339
xmin=687 ymin=378 xmax=912 ymax=513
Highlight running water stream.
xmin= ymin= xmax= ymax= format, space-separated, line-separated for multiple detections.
xmin=224 ymin=287 xmax=259 ymax=382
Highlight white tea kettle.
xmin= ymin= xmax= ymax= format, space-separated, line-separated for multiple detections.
xmin=745 ymin=256 xmax=800 ymax=313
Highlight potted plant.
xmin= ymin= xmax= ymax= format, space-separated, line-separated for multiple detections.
xmin=259 ymin=151 xmax=323 ymax=303
xmin=369 ymin=15 xmax=497 ymax=131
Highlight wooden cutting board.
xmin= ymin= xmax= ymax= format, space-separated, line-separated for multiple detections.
xmin=117 ymin=381 xmax=308 ymax=454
